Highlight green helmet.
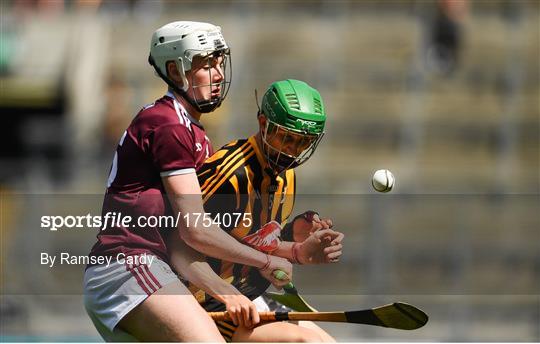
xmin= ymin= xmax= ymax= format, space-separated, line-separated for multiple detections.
xmin=259 ymin=79 xmax=327 ymax=173
xmin=261 ymin=79 xmax=326 ymax=135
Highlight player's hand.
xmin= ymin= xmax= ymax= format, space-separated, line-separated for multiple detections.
xmin=222 ymin=294 xmax=260 ymax=329
xmin=292 ymin=211 xmax=334 ymax=242
xmin=259 ymin=255 xmax=292 ymax=289
xmin=297 ymin=228 xmax=344 ymax=264
xmin=314 ymin=214 xmax=333 ymax=231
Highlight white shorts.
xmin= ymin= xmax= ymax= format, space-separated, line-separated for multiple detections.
xmin=83 ymin=255 xmax=178 ymax=342
xmin=252 ymin=295 xmax=271 ymax=311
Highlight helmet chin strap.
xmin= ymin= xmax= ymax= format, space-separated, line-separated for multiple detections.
xmin=148 ymin=54 xmax=222 ymax=114
xmin=195 ymin=98 xmax=223 ymax=113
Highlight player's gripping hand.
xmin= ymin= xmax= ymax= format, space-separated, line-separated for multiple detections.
xmin=258 ymin=255 xmax=293 ymax=289
xmin=222 ymin=294 xmax=260 ymax=329
xmin=297 ymin=228 xmax=344 ymax=264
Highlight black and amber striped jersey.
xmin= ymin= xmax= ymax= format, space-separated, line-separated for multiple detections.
xmin=192 ymin=135 xmax=296 ymax=311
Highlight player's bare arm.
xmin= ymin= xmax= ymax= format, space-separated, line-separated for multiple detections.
xmin=167 ymin=235 xmax=260 ymax=328
xmin=162 ymin=171 xmax=292 ymax=288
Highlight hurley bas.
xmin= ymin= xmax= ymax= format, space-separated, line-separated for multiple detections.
xmin=40 ymin=252 xmax=155 ymax=268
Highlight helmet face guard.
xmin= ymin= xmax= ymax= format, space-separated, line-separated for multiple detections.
xmin=261 ymin=120 xmax=325 ymax=173
xmin=186 ymin=49 xmax=232 ymax=113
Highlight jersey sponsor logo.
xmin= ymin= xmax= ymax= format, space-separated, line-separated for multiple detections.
xmin=195 ymin=143 xmax=203 ymax=152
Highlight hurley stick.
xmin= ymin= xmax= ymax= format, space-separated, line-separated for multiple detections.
xmin=209 ymin=302 xmax=428 ymax=330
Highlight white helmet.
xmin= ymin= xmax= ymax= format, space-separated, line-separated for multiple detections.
xmin=148 ymin=21 xmax=231 ymax=113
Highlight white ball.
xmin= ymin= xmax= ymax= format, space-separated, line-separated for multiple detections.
xmin=372 ymin=169 xmax=395 ymax=193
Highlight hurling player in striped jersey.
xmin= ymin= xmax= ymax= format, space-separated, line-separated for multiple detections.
xmin=84 ymin=22 xmax=292 ymax=342
xmin=171 ymin=79 xmax=344 ymax=341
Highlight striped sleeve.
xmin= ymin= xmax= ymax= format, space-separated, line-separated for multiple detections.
xmin=201 ymin=141 xmax=254 ymax=202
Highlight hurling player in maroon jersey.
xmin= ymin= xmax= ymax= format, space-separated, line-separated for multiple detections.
xmin=83 ymin=22 xmax=292 ymax=342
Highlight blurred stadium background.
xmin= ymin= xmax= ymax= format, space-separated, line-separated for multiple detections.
xmin=1 ymin=0 xmax=538 ymax=341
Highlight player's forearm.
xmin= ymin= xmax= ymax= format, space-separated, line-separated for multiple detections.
xmin=168 ymin=237 xmax=244 ymax=301
xmin=182 ymin=225 xmax=269 ymax=269
xmin=186 ymin=262 xmax=244 ymax=303
xmin=170 ymin=194 xmax=267 ymax=268
xmin=162 ymin=174 xmax=268 ymax=269
xmin=273 ymin=241 xmax=295 ymax=262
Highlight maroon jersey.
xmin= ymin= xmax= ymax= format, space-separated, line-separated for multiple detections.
xmin=89 ymin=92 xmax=213 ymax=264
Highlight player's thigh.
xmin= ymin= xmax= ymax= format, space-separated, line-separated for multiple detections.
xmin=119 ymin=280 xmax=224 ymax=342
xmin=231 ymin=321 xmax=323 ymax=342
xmin=296 ymin=320 xmax=336 ymax=342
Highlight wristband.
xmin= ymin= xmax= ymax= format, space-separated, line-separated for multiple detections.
xmin=260 ymin=254 xmax=271 ymax=270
